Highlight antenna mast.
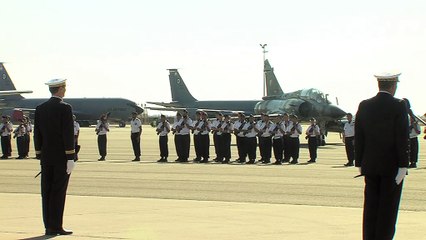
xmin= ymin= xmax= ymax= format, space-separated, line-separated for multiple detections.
xmin=260 ymin=44 xmax=268 ymax=97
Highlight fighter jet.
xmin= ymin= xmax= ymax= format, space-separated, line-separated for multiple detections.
xmin=0 ymin=63 xmax=143 ymax=126
xmin=255 ymin=59 xmax=347 ymax=142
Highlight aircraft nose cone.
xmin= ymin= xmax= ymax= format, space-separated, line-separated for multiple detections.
xmin=135 ymin=105 xmax=144 ymax=114
xmin=327 ymin=105 xmax=346 ymax=119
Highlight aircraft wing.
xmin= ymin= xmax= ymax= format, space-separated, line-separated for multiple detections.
xmin=0 ymin=90 xmax=33 ymax=96
xmin=146 ymin=101 xmax=181 ymax=108
xmin=146 ymin=105 xmax=247 ymax=117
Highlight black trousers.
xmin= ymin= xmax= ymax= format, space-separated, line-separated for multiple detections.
xmin=246 ymin=137 xmax=257 ymax=161
xmin=1 ymin=135 xmax=11 ymax=156
xmin=97 ymin=134 xmax=107 ymax=157
xmin=363 ymin=175 xmax=403 ymax=240
xmin=213 ymin=133 xmax=220 ymax=158
xmin=159 ymin=135 xmax=168 ymax=158
xmin=409 ymin=137 xmax=418 ymax=163
xmin=345 ymin=136 xmax=355 ymax=163
xmin=283 ymin=135 xmax=290 ymax=161
xmin=218 ymin=133 xmax=231 ymax=160
xmin=193 ymin=134 xmax=201 ymax=159
xmin=131 ymin=133 xmax=141 ymax=157
xmin=288 ymin=137 xmax=300 ymax=161
xmin=258 ymin=136 xmax=272 ymax=160
xmin=25 ymin=134 xmax=30 ymax=157
xmin=41 ymin=164 xmax=70 ymax=230
xmin=16 ymin=136 xmax=26 ymax=157
xmin=176 ymin=134 xmax=190 ymax=160
xmin=273 ymin=137 xmax=283 ymax=161
xmin=199 ymin=134 xmax=210 ymax=160
xmin=308 ymin=136 xmax=318 ymax=161
xmin=236 ymin=136 xmax=246 ymax=160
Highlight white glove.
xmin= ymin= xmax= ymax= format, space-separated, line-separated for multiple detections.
xmin=357 ymin=167 xmax=361 ymax=174
xmin=66 ymin=160 xmax=75 ymax=175
xmin=395 ymin=167 xmax=407 ymax=185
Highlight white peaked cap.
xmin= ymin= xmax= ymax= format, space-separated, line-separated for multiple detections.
xmin=45 ymin=78 xmax=67 ymax=87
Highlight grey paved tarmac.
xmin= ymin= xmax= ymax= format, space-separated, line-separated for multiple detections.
xmin=1 ymin=126 xmax=425 ymax=240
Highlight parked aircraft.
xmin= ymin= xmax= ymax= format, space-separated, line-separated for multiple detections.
xmin=146 ymin=69 xmax=260 ymax=116
xmin=0 ymin=63 xmax=143 ymax=127
xmin=147 ymin=57 xmax=346 ymax=143
xmin=257 ymin=59 xmax=346 ymax=136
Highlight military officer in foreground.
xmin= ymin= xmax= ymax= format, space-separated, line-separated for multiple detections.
xmin=355 ymin=72 xmax=409 ymax=240
xmin=34 ymin=78 xmax=75 ymax=236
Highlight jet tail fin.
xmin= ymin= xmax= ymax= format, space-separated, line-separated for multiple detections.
xmin=264 ymin=59 xmax=284 ymax=98
xmin=0 ymin=63 xmax=24 ymax=100
xmin=168 ymin=69 xmax=197 ymax=103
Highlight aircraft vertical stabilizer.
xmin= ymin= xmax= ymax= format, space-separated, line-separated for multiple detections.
xmin=264 ymin=59 xmax=284 ymax=97
xmin=168 ymin=69 xmax=197 ymax=103
xmin=0 ymin=63 xmax=23 ymax=100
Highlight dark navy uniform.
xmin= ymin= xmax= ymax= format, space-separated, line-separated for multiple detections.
xmin=34 ymin=96 xmax=75 ymax=234
xmin=355 ymin=73 xmax=409 ymax=240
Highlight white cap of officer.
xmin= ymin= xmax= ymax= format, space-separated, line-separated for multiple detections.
xmin=374 ymin=72 xmax=401 ymax=82
xmin=45 ymin=78 xmax=67 ymax=87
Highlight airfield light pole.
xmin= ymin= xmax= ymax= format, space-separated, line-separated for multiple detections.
xmin=260 ymin=44 xmax=268 ymax=97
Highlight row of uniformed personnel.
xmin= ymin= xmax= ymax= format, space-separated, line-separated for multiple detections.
xmin=0 ymin=115 xmax=33 ymax=159
xmin=155 ymin=110 xmax=322 ymax=164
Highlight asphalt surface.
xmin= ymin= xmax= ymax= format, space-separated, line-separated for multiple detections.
xmin=0 ymin=126 xmax=425 ymax=239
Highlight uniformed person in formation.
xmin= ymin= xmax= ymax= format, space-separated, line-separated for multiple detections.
xmin=0 ymin=115 xmax=13 ymax=159
xmin=73 ymin=115 xmax=80 ymax=161
xmin=156 ymin=114 xmax=170 ymax=162
xmin=355 ymin=72 xmax=409 ymax=240
xmin=282 ymin=113 xmax=292 ymax=163
xmin=34 ymin=78 xmax=75 ymax=236
xmin=173 ymin=110 xmax=192 ymax=162
xmin=130 ymin=111 xmax=142 ymax=162
xmin=196 ymin=111 xmax=211 ymax=163
xmin=218 ymin=114 xmax=233 ymax=163
xmin=404 ymin=98 xmax=421 ymax=168
xmin=272 ymin=115 xmax=285 ymax=165
xmin=342 ymin=113 xmax=355 ymax=167
xmin=305 ymin=117 xmax=320 ymax=163
xmin=242 ymin=114 xmax=257 ymax=164
xmin=255 ymin=113 xmax=274 ymax=164
xmin=287 ymin=114 xmax=302 ymax=164
xmin=14 ymin=118 xmax=28 ymax=159
xmin=24 ymin=116 xmax=33 ymax=158
xmin=95 ymin=114 xmax=109 ymax=161
xmin=191 ymin=111 xmax=203 ymax=162
xmin=171 ymin=112 xmax=182 ymax=161
xmin=211 ymin=112 xmax=224 ymax=162
xmin=233 ymin=113 xmax=247 ymax=163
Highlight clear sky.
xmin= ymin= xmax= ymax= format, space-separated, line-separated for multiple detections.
xmin=1 ymin=0 xmax=425 ymax=115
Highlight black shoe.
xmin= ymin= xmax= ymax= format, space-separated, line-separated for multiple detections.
xmin=273 ymin=161 xmax=282 ymax=165
xmin=98 ymin=157 xmax=105 ymax=161
xmin=180 ymin=159 xmax=189 ymax=163
xmin=238 ymin=159 xmax=246 ymax=164
xmin=222 ymin=159 xmax=230 ymax=164
xmin=290 ymin=160 xmax=298 ymax=164
xmin=1 ymin=155 xmax=8 ymax=159
xmin=261 ymin=160 xmax=271 ymax=164
xmin=344 ymin=162 xmax=354 ymax=167
xmin=16 ymin=156 xmax=24 ymax=159
xmin=307 ymin=159 xmax=316 ymax=163
xmin=132 ymin=157 xmax=140 ymax=162
xmin=409 ymin=162 xmax=417 ymax=168
xmin=200 ymin=159 xmax=209 ymax=163
xmin=45 ymin=228 xmax=73 ymax=236
xmin=193 ymin=158 xmax=201 ymax=162
xmin=246 ymin=159 xmax=255 ymax=164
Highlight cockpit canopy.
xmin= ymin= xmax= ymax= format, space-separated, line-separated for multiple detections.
xmin=300 ymin=88 xmax=331 ymax=104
